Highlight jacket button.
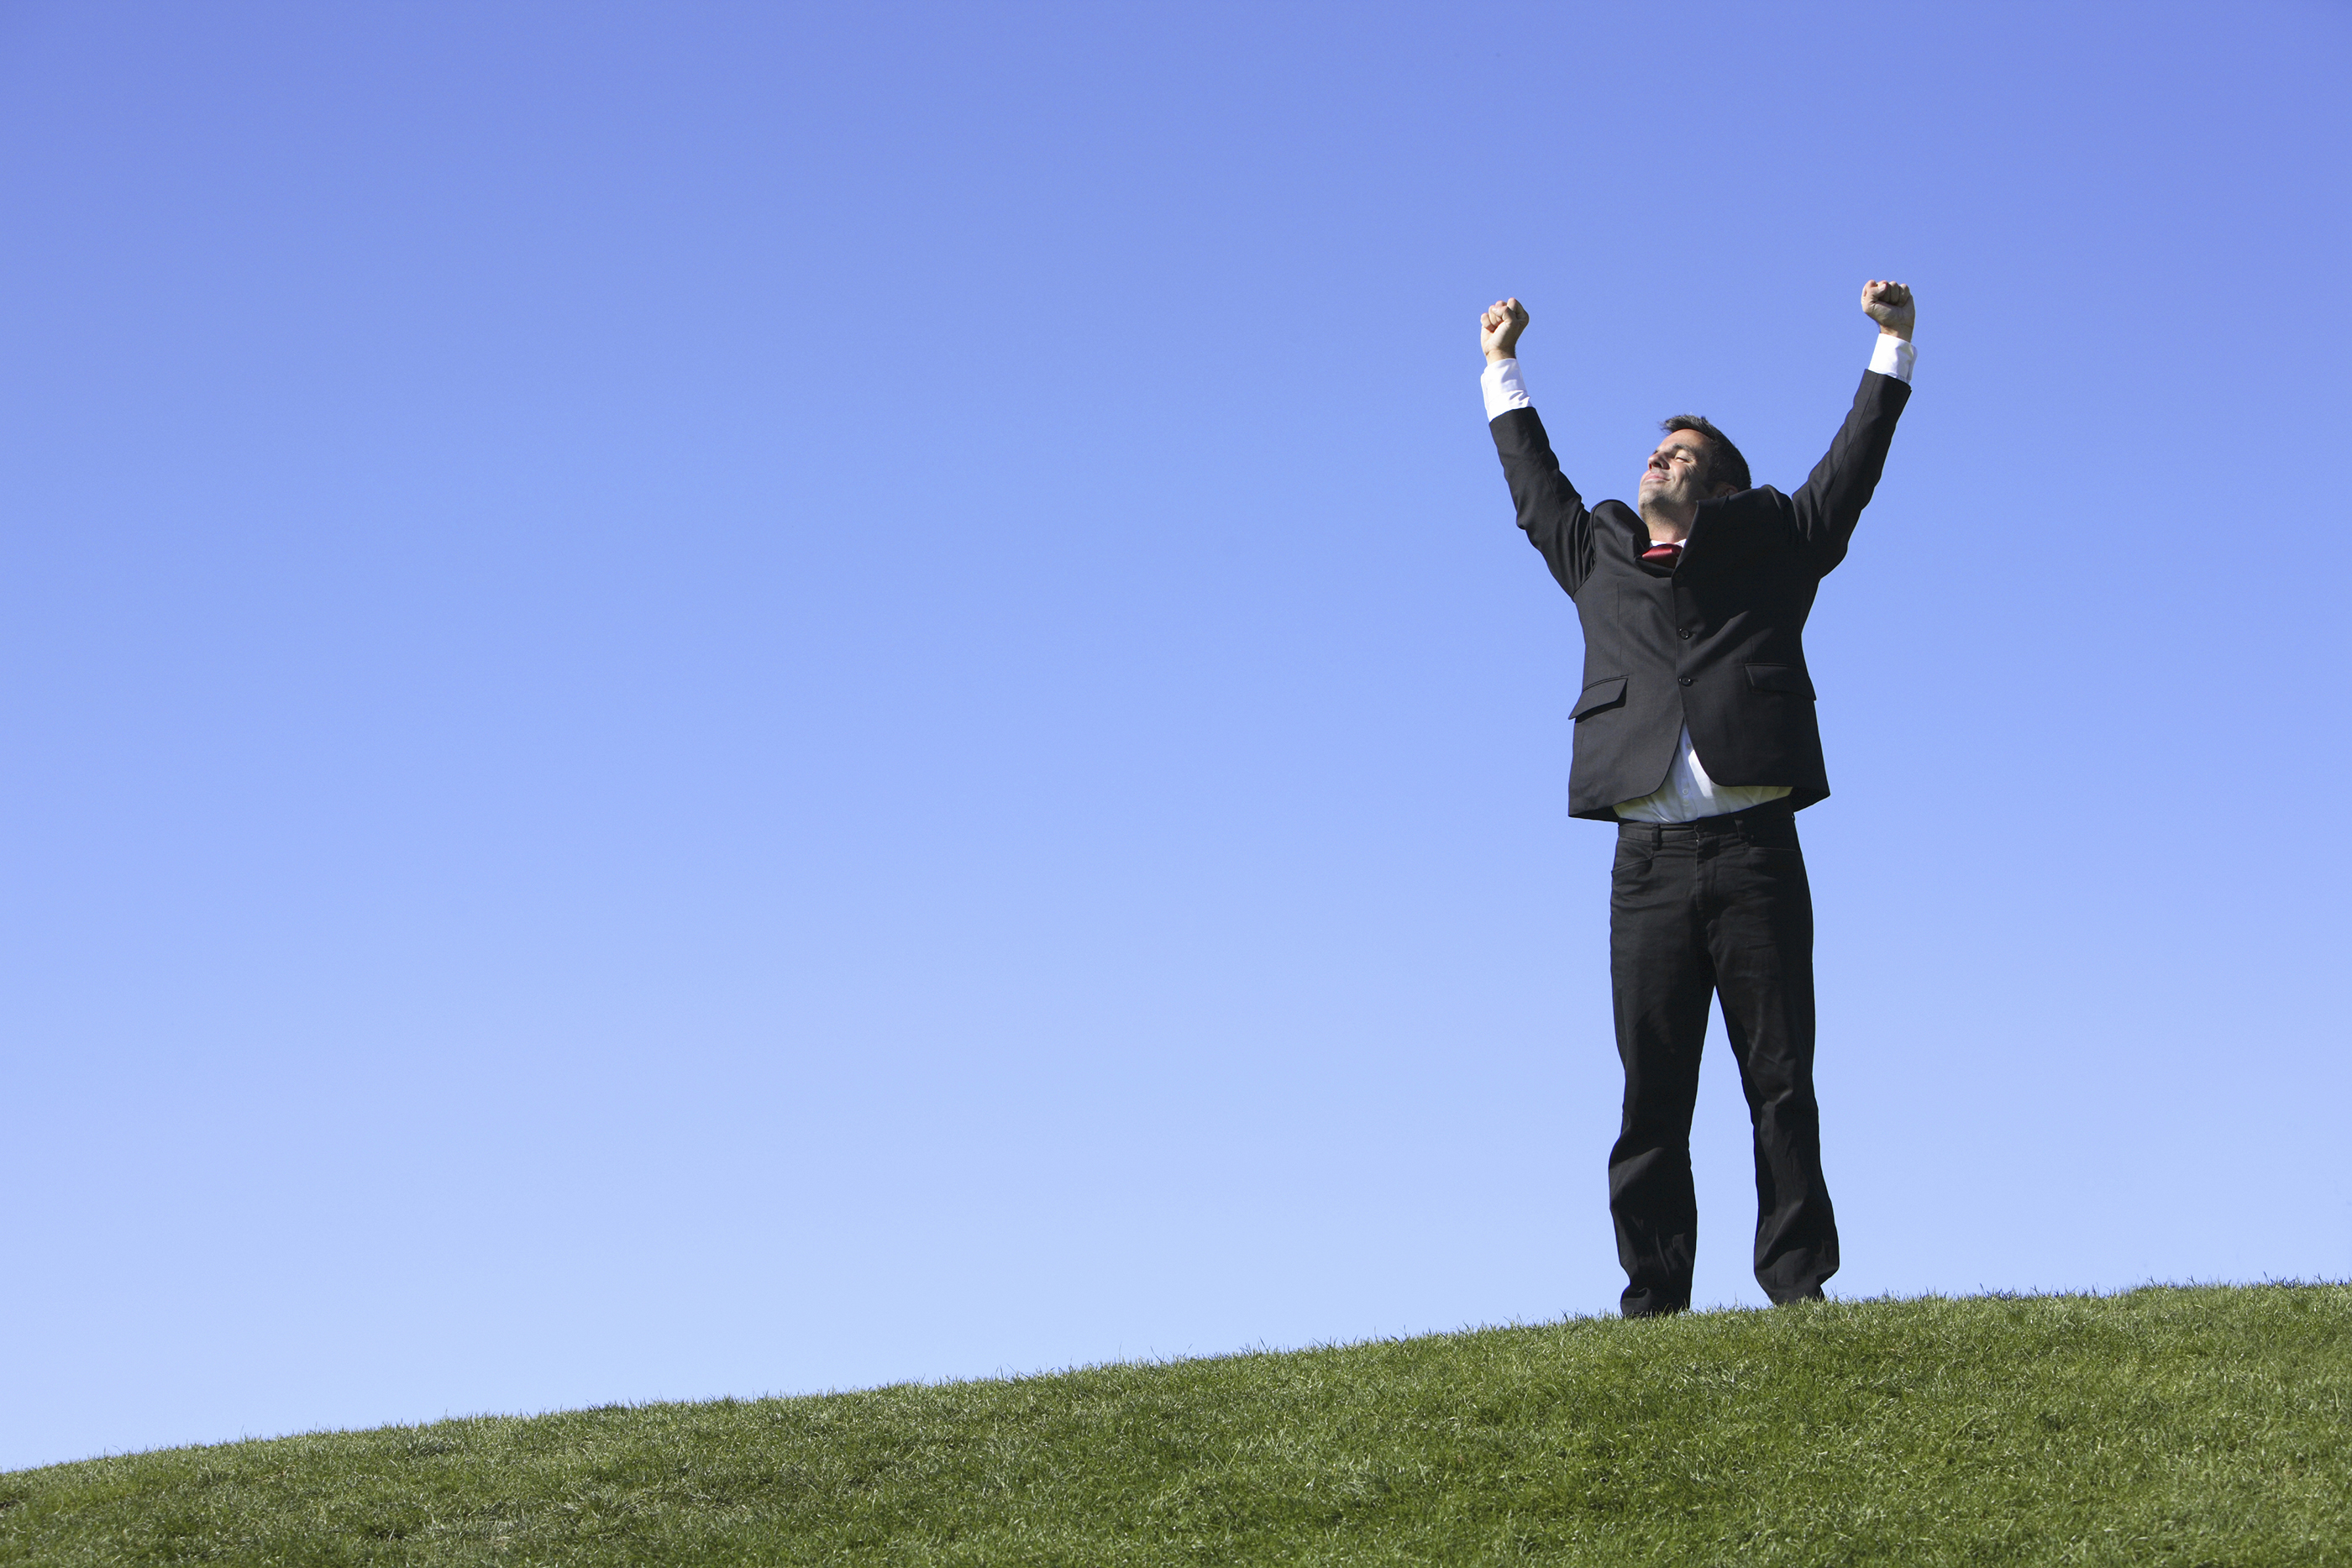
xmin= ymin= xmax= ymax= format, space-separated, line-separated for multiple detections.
xmin=1678 ymin=628 xmax=1693 ymax=638
xmin=1677 ymin=677 xmax=1693 ymax=686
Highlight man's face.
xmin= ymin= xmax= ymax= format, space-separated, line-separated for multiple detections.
xmin=1638 ymin=430 xmax=1721 ymax=511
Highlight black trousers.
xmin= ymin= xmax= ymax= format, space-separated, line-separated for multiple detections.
xmin=1607 ymin=801 xmax=1838 ymax=1316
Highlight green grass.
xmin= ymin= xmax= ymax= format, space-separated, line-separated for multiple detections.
xmin=5 ymin=1284 xmax=2346 ymax=1565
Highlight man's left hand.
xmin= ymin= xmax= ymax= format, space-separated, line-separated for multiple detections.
xmin=1481 ymin=297 xmax=1529 ymax=364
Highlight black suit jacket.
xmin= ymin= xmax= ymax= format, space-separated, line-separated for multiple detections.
xmin=1492 ymin=370 xmax=1910 ymax=820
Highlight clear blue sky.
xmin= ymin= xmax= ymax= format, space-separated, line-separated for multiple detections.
xmin=3 ymin=0 xmax=2347 ymax=1472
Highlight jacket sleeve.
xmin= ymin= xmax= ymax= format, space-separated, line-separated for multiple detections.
xmin=1490 ymin=406 xmax=1595 ymax=597
xmin=1788 ymin=369 xmax=1912 ymax=575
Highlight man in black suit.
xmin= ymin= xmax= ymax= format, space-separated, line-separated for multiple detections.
xmin=1479 ymin=282 xmax=1915 ymax=1317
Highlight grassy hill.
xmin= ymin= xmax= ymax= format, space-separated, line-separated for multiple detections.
xmin=4 ymin=1284 xmax=2344 ymax=1565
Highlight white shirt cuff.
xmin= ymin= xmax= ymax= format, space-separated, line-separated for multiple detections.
xmin=1482 ymin=358 xmax=1532 ymax=421
xmin=1868 ymin=335 xmax=1915 ymax=383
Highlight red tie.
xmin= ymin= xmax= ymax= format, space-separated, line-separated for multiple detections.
xmin=1641 ymin=542 xmax=1683 ymax=567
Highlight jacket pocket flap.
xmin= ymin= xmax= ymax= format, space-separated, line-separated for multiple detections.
xmin=1572 ymin=676 xmax=1629 ymax=720
xmin=1745 ymin=663 xmax=1815 ymax=698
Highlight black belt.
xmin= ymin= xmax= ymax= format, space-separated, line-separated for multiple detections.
xmin=1614 ymin=796 xmax=1796 ymax=842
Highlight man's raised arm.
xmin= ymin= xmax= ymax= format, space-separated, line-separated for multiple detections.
xmin=1788 ymin=280 xmax=1917 ymax=574
xmin=1481 ymin=297 xmax=1596 ymax=599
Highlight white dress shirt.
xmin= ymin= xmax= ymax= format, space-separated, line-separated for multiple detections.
xmin=1482 ymin=336 xmax=1915 ymax=822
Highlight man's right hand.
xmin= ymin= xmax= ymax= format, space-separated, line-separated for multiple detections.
xmin=1481 ymin=297 xmax=1529 ymax=364
xmin=1861 ymin=280 xmax=1915 ymax=340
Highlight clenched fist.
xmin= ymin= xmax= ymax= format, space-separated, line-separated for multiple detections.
xmin=1861 ymin=279 xmax=1915 ymax=340
xmin=1481 ymin=297 xmax=1529 ymax=364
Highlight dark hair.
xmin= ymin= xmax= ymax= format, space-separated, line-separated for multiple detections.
xmin=1660 ymin=415 xmax=1751 ymax=495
